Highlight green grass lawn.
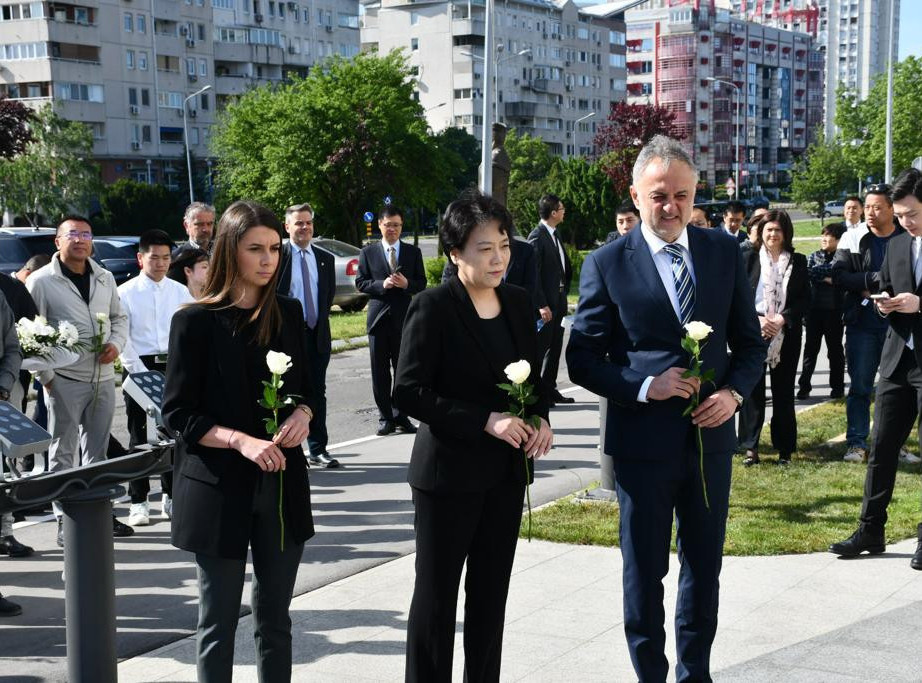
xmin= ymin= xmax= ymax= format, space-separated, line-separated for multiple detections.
xmin=793 ymin=218 xmax=828 ymax=238
xmin=794 ymin=238 xmax=822 ymax=256
xmin=329 ymin=309 xmax=367 ymax=342
xmin=522 ymin=400 xmax=922 ymax=555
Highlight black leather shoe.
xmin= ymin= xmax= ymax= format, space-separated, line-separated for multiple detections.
xmin=113 ymin=516 xmax=135 ymax=538
xmin=376 ymin=421 xmax=396 ymax=437
xmin=552 ymin=391 xmax=575 ymax=404
xmin=829 ymin=528 xmax=885 ymax=557
xmin=0 ymin=594 xmax=22 ymax=617
xmin=309 ymin=452 xmax=340 ymax=469
xmin=394 ymin=417 xmax=417 ymax=434
xmin=0 ymin=535 xmax=33 ymax=558
xmin=796 ymin=388 xmax=810 ymax=401
xmin=56 ymin=519 xmax=64 ymax=548
xmin=829 ymin=389 xmax=845 ymax=399
xmin=911 ymin=524 xmax=922 ymax=571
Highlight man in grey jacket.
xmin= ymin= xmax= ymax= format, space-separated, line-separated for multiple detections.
xmin=26 ymin=216 xmax=132 ymax=545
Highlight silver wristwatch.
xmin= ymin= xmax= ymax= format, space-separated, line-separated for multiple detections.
xmin=727 ymin=387 xmax=744 ymax=408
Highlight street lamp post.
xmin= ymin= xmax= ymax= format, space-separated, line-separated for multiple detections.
xmin=479 ymin=0 xmax=494 ymax=193
xmin=707 ymin=77 xmax=740 ymax=199
xmin=575 ymin=111 xmax=596 ymax=158
xmin=884 ymin=0 xmax=896 ymax=183
xmin=183 ymin=84 xmax=211 ymax=204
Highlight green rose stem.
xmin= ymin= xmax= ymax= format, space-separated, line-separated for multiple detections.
xmin=91 ymin=314 xmax=106 ymax=412
xmin=260 ymin=352 xmax=298 ymax=552
xmin=681 ymin=326 xmax=716 ymax=512
xmin=498 ymin=361 xmax=541 ymax=542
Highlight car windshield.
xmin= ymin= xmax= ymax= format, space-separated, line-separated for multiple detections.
xmin=313 ymin=239 xmax=360 ymax=257
xmin=92 ymin=241 xmax=137 ymax=259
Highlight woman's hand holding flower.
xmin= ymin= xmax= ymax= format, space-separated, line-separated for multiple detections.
xmin=522 ymin=417 xmax=553 ymax=459
xmin=485 ymin=412 xmax=532 ymax=449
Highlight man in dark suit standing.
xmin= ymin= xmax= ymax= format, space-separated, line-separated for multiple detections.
xmin=566 ymin=136 xmax=765 ymax=681
xmin=277 ymin=203 xmax=339 ymax=468
xmin=529 ymin=194 xmax=574 ymax=405
xmin=356 ymin=206 xmax=426 ymax=436
xmin=829 ymin=168 xmax=922 ymax=571
xmin=171 ymin=202 xmax=215 ymax=259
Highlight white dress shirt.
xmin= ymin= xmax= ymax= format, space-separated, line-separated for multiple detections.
xmin=118 ymin=272 xmax=194 ymax=374
xmin=288 ymin=243 xmax=320 ymax=320
xmin=637 ymin=224 xmax=697 ymax=403
xmin=541 ymin=221 xmax=567 ymax=273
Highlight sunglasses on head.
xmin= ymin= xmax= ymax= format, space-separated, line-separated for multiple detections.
xmin=865 ymin=183 xmax=891 ymax=196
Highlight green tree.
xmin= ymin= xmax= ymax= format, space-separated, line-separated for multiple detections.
xmin=834 ymin=56 xmax=922 ymax=182
xmin=432 ymin=126 xmax=480 ymax=207
xmin=0 ymin=95 xmax=33 ymax=159
xmin=503 ymin=129 xmax=557 ymax=235
xmin=790 ymin=137 xmax=853 ymax=221
xmin=94 ymin=179 xmax=185 ymax=236
xmin=212 ymin=51 xmax=447 ymax=245
xmin=547 ymin=157 xmax=618 ymax=247
xmin=0 ymin=105 xmax=99 ymax=224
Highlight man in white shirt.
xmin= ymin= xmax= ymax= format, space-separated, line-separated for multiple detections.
xmin=839 ymin=196 xmax=867 ymax=253
xmin=119 ymin=230 xmax=194 ymax=525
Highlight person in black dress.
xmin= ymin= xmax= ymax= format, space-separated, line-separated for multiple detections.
xmin=162 ymin=201 xmax=316 ymax=682
xmin=394 ymin=191 xmax=554 ymax=682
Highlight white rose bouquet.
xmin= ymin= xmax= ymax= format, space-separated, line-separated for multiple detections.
xmin=497 ymin=359 xmax=542 ymax=541
xmin=681 ymin=321 xmax=716 ymax=510
xmin=259 ymin=350 xmax=300 ymax=551
xmin=15 ymin=316 xmax=82 ymax=372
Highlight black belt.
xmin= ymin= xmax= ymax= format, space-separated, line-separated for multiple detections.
xmin=139 ymin=354 xmax=168 ymax=366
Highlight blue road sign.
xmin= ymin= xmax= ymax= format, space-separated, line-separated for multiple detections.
xmin=363 ymin=211 xmax=374 ymax=222
xmin=384 ymin=195 xmax=392 ymax=205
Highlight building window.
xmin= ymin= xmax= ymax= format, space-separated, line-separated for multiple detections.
xmin=54 ymin=82 xmax=104 ymax=102
xmin=137 ymin=14 xmax=146 ymax=33
xmin=126 ymin=49 xmax=135 ymax=69
xmin=411 ymin=37 xmax=419 ymax=51
xmin=186 ymin=58 xmax=195 ymax=75
xmin=138 ymin=51 xmax=148 ymax=70
xmin=190 ymin=127 xmax=200 ymax=145
xmin=410 ymin=11 xmax=419 ymax=25
xmin=128 ymin=87 xmax=138 ymax=106
xmin=200 ymin=92 xmax=209 ymax=110
xmin=198 ymin=23 xmax=206 ymax=40
xmin=199 ymin=58 xmax=207 ymax=76
xmin=124 ymin=12 xmax=132 ymax=32
xmin=157 ymin=91 xmax=183 ymax=108
xmin=141 ymin=88 xmax=150 ymax=106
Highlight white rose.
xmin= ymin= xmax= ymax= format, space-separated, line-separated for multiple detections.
xmin=96 ymin=312 xmax=108 ymax=323
xmin=266 ymin=350 xmax=293 ymax=376
xmin=684 ymin=321 xmax=713 ymax=342
xmin=57 ymin=321 xmax=79 ymax=348
xmin=504 ymin=359 xmax=531 ymax=385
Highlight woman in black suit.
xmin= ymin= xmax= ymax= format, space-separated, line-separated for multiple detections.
xmin=738 ymin=209 xmax=809 ymax=465
xmin=162 ymin=201 xmax=316 ymax=682
xmin=394 ymin=192 xmax=553 ymax=682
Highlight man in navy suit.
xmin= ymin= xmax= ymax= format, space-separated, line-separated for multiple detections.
xmin=567 ymin=136 xmax=765 ymax=682
xmin=356 ymin=206 xmax=426 ymax=436
xmin=277 ymin=203 xmax=339 ymax=468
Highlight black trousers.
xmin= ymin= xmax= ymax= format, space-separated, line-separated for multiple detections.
xmin=738 ymin=327 xmax=802 ymax=455
xmin=303 ymin=327 xmax=331 ymax=454
xmin=798 ymin=308 xmax=845 ymax=394
xmin=859 ymin=347 xmax=922 ymax=534
xmin=195 ymin=472 xmax=305 ymax=683
xmin=125 ymin=359 xmax=172 ymax=503
xmin=406 ymin=478 xmax=525 ymax=683
xmin=369 ymin=317 xmax=402 ymax=423
xmin=538 ymin=292 xmax=567 ymax=393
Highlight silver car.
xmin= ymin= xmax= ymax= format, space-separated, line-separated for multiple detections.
xmin=311 ymin=237 xmax=368 ymax=312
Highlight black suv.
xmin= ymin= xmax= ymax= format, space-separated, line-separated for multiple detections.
xmin=0 ymin=227 xmax=58 ymax=275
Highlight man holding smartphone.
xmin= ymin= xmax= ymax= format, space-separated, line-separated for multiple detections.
xmin=830 ymin=168 xmax=922 ymax=571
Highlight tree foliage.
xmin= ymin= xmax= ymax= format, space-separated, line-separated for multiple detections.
xmin=594 ymin=102 xmax=683 ymax=196
xmin=0 ymin=96 xmax=33 ymax=159
xmin=790 ymin=136 xmax=853 ymax=220
xmin=834 ymin=56 xmax=922 ymax=182
xmin=212 ymin=51 xmax=449 ymax=245
xmin=94 ymin=179 xmax=185 ymax=236
xmin=431 ymin=126 xmax=480 ymax=208
xmin=0 ymin=105 xmax=99 ymax=224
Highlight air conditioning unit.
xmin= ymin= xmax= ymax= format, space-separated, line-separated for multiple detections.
xmin=254 ymin=13 xmax=263 ymax=22
xmin=288 ymin=45 xmax=296 ymax=54
xmin=473 ymin=72 xmax=481 ymax=79
xmin=131 ymin=141 xmax=142 ymax=150
xmin=129 ymin=104 xmax=140 ymax=115
xmin=180 ymin=25 xmax=189 ymax=36
xmin=564 ymin=60 xmax=570 ymax=66
xmin=188 ymin=73 xmax=198 ymax=82
xmin=325 ymin=25 xmax=333 ymax=33
xmin=186 ymin=38 xmax=195 ymax=48
xmin=189 ymin=109 xmax=197 ymax=118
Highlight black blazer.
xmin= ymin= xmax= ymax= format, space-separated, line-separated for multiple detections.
xmin=162 ymin=296 xmax=316 ymax=560
xmin=566 ymin=225 xmax=766 ymax=460
xmin=741 ymin=245 xmax=810 ymax=331
xmin=440 ymin=237 xmax=541 ymax=311
xmin=277 ymin=242 xmax=336 ymax=354
xmin=878 ymin=231 xmax=922 ymax=378
xmin=355 ymin=240 xmax=426 ymax=333
xmin=393 ymin=277 xmax=550 ymax=493
xmin=528 ymin=224 xmax=572 ymax=316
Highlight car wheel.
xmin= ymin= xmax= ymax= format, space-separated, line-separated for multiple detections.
xmin=339 ymin=299 xmax=367 ymax=313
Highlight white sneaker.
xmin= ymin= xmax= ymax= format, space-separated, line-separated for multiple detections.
xmin=899 ymin=448 xmax=922 ymax=464
xmin=161 ymin=495 xmax=172 ymax=519
xmin=843 ymin=447 xmax=867 ymax=463
xmin=128 ymin=502 xmax=150 ymax=527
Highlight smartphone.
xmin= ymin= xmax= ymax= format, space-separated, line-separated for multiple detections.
xmin=869 ymin=293 xmax=890 ymax=300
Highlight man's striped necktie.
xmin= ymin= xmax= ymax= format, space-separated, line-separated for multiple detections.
xmin=663 ymin=243 xmax=695 ymax=325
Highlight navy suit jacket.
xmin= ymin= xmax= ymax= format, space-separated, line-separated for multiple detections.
xmin=566 ymin=225 xmax=765 ymax=460
xmin=277 ymin=242 xmax=336 ymax=354
xmin=355 ymin=240 xmax=426 ymax=333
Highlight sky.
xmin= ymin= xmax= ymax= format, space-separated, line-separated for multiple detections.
xmin=899 ymin=1 xmax=920 ymax=60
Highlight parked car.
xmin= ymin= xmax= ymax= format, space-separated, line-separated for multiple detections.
xmin=745 ymin=196 xmax=771 ymax=210
xmin=308 ymin=238 xmax=368 ymax=312
xmin=90 ymin=237 xmax=141 ymax=285
xmin=0 ymin=227 xmax=57 ymax=275
xmin=821 ymin=200 xmax=846 ymax=218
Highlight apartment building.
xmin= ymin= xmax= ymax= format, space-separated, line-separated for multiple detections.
xmin=361 ymin=0 xmax=629 ymax=157
xmin=729 ymin=0 xmax=899 ymax=140
xmin=0 ymin=0 xmax=360 ymax=188
xmin=624 ymin=0 xmax=823 ymax=193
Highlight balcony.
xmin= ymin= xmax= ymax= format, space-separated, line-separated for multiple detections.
xmin=505 ymin=101 xmax=537 ymax=117
xmin=527 ymin=78 xmax=549 ymax=93
xmin=451 ymin=18 xmax=485 ymax=36
xmin=48 ymin=17 xmax=99 ymax=44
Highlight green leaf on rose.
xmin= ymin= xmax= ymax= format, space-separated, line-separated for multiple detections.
xmin=682 ymin=404 xmax=694 ymax=417
xmin=497 ymin=383 xmax=515 ymax=393
xmin=523 ymin=395 xmax=538 ymax=405
xmin=701 ymin=368 xmax=716 ymax=383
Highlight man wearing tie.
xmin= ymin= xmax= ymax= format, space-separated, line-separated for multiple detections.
xmin=829 ymin=168 xmax=922 ymax=571
xmin=356 ymin=206 xmax=426 ymax=436
xmin=278 ymin=203 xmax=339 ymax=468
xmin=567 ymin=136 xmax=765 ymax=681
xmin=529 ymin=194 xmax=574 ymax=405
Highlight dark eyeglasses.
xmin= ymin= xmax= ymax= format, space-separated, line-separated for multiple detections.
xmin=865 ymin=183 xmax=891 ymax=196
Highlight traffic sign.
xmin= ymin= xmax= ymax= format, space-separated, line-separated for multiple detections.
xmin=383 ymin=195 xmax=392 ymax=205
xmin=363 ymin=211 xmax=374 ymax=222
